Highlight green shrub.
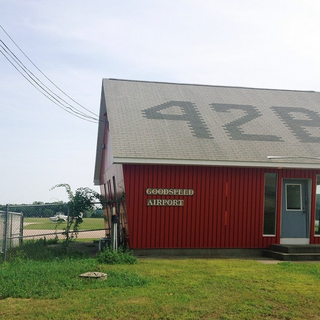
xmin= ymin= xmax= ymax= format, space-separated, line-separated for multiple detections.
xmin=97 ymin=247 xmax=137 ymax=265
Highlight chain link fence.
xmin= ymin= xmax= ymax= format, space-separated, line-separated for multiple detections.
xmin=0 ymin=208 xmax=23 ymax=256
xmin=0 ymin=203 xmax=111 ymax=261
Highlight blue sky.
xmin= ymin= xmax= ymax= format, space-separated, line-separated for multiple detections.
xmin=1 ymin=0 xmax=320 ymax=204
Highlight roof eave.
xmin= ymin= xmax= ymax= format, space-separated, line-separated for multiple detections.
xmin=94 ymin=83 xmax=107 ymax=185
xmin=112 ymin=157 xmax=320 ymax=169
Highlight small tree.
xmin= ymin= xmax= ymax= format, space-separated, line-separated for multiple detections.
xmin=50 ymin=184 xmax=103 ymax=243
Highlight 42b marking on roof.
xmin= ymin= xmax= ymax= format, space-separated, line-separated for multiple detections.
xmin=142 ymin=101 xmax=320 ymax=143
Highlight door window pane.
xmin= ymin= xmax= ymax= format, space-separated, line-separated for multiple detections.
xmin=263 ymin=173 xmax=277 ymax=235
xmin=286 ymin=184 xmax=302 ymax=210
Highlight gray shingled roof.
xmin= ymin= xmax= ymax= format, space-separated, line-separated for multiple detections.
xmin=96 ymin=79 xmax=320 ymax=171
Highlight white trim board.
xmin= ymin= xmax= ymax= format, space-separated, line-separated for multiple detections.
xmin=113 ymin=157 xmax=320 ymax=169
xmin=280 ymin=238 xmax=309 ymax=245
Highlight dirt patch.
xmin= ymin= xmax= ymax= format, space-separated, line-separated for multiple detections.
xmin=23 ymin=229 xmax=105 ymax=239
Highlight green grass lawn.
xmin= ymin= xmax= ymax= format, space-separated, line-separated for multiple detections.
xmin=1 ymin=254 xmax=320 ymax=320
xmin=24 ymin=217 xmax=105 ymax=230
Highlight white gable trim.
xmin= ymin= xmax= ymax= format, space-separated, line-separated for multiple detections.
xmin=113 ymin=157 xmax=320 ymax=169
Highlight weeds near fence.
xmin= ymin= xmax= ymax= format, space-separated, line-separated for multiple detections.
xmin=4 ymin=238 xmax=83 ymax=262
xmin=2 ymin=197 xmax=108 ymax=262
xmin=4 ymin=238 xmax=137 ymax=265
xmin=97 ymin=247 xmax=137 ymax=265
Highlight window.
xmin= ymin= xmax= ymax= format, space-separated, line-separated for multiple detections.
xmin=285 ymin=184 xmax=302 ymax=211
xmin=263 ymin=173 xmax=277 ymax=235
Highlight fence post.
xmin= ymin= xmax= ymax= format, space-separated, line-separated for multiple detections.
xmin=20 ymin=214 xmax=24 ymax=247
xmin=9 ymin=209 xmax=13 ymax=251
xmin=3 ymin=204 xmax=9 ymax=262
xmin=66 ymin=204 xmax=70 ymax=249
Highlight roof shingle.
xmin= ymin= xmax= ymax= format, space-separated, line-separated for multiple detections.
xmin=99 ymin=78 xmax=320 ymax=168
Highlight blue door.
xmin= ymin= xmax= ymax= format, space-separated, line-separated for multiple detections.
xmin=281 ymin=179 xmax=309 ymax=240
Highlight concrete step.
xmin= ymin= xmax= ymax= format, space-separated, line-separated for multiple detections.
xmin=262 ymin=249 xmax=320 ymax=261
xmin=270 ymin=244 xmax=320 ymax=254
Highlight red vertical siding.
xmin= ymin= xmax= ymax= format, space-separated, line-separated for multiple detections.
xmin=116 ymin=165 xmax=320 ymax=249
xmin=123 ymin=165 xmax=264 ymax=249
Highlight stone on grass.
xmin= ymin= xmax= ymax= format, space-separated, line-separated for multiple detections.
xmin=79 ymin=272 xmax=107 ymax=280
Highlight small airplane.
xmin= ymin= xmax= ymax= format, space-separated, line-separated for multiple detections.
xmin=49 ymin=213 xmax=68 ymax=222
xmin=49 ymin=212 xmax=83 ymax=222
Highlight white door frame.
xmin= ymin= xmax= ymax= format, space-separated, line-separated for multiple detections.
xmin=280 ymin=178 xmax=311 ymax=245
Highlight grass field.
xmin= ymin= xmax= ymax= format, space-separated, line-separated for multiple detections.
xmin=1 ymin=252 xmax=320 ymax=319
xmin=24 ymin=217 xmax=105 ymax=230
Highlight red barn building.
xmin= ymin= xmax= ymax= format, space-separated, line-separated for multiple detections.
xmin=94 ymin=79 xmax=320 ymax=256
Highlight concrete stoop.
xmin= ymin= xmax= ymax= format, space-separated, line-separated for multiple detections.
xmin=262 ymin=244 xmax=320 ymax=261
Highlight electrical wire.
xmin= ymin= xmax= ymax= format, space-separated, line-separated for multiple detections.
xmin=0 ymin=25 xmax=102 ymax=123
xmin=0 ymin=41 xmax=99 ymax=122
xmin=0 ymin=25 xmax=98 ymax=118
xmin=0 ymin=48 xmax=98 ymax=123
xmin=0 ymin=43 xmax=98 ymax=123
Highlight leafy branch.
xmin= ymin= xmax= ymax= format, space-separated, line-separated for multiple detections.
xmin=50 ymin=183 xmax=103 ymax=242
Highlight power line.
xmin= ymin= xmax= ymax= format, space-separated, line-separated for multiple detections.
xmin=0 ymin=47 xmax=98 ymax=123
xmin=0 ymin=41 xmax=99 ymax=122
xmin=0 ymin=25 xmax=101 ymax=123
xmin=0 ymin=42 xmax=98 ymax=123
xmin=0 ymin=24 xmax=98 ymax=118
